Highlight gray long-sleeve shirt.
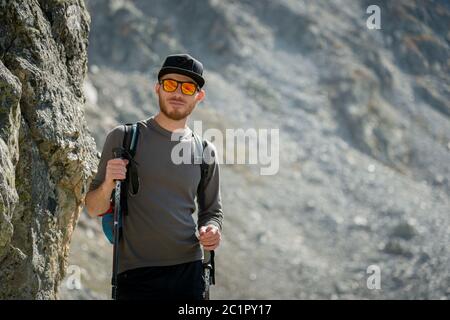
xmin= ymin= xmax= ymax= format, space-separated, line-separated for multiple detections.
xmin=88 ymin=115 xmax=223 ymax=273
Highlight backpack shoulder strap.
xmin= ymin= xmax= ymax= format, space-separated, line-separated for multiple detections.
xmin=122 ymin=123 xmax=139 ymax=157
xmin=111 ymin=123 xmax=140 ymax=210
xmin=201 ymin=139 xmax=215 ymax=184
xmin=192 ymin=133 xmax=215 ymax=196
xmin=201 ymin=139 xmax=215 ymax=186
xmin=192 ymin=131 xmax=204 ymax=165
xmin=103 ymin=122 xmax=140 ymax=244
xmin=123 ymin=122 xmax=140 ymax=197
xmin=194 ymin=135 xmax=217 ymax=227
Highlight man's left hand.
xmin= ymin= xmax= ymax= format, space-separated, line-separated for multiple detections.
xmin=198 ymin=225 xmax=221 ymax=251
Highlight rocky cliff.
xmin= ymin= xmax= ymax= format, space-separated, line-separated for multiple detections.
xmin=0 ymin=0 xmax=96 ymax=299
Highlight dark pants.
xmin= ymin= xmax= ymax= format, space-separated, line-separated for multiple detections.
xmin=116 ymin=260 xmax=205 ymax=300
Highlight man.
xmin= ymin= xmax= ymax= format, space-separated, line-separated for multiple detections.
xmin=84 ymin=53 xmax=223 ymax=300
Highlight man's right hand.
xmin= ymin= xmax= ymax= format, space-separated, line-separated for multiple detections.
xmin=85 ymin=158 xmax=129 ymax=217
xmin=104 ymin=158 xmax=129 ymax=189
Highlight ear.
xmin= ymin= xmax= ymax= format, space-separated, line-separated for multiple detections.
xmin=196 ymin=89 xmax=206 ymax=102
xmin=155 ymin=82 xmax=160 ymax=95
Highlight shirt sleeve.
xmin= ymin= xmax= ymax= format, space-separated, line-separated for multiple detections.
xmin=197 ymin=140 xmax=224 ymax=231
xmin=88 ymin=125 xmax=125 ymax=192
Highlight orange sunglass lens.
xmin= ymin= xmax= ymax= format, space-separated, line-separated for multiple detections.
xmin=181 ymin=83 xmax=196 ymax=95
xmin=163 ymin=80 xmax=178 ymax=92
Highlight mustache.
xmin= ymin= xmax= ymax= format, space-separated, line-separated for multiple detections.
xmin=168 ymin=98 xmax=187 ymax=104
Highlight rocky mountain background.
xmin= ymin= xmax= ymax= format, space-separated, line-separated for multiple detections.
xmin=1 ymin=0 xmax=448 ymax=299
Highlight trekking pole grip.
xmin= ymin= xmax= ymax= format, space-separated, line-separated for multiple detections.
xmin=113 ymin=147 xmax=125 ymax=160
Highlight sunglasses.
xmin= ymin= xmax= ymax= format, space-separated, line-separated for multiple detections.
xmin=159 ymin=78 xmax=199 ymax=96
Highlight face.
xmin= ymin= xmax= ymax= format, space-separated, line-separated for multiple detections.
xmin=155 ymin=73 xmax=205 ymax=121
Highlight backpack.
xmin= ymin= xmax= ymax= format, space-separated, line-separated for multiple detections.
xmin=99 ymin=123 xmax=215 ymax=283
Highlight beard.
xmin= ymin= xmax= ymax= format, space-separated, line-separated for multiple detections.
xmin=159 ymin=95 xmax=196 ymax=121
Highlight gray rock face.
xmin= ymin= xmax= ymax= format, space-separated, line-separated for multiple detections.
xmin=0 ymin=1 xmax=97 ymax=299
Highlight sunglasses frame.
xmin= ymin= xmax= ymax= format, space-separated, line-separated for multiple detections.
xmin=159 ymin=78 xmax=199 ymax=96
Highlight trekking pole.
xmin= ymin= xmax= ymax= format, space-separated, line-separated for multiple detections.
xmin=203 ymin=250 xmax=215 ymax=300
xmin=111 ymin=147 xmax=125 ymax=300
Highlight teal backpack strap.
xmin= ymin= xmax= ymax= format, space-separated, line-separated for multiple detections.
xmin=102 ymin=122 xmax=140 ymax=244
xmin=120 ymin=123 xmax=140 ymax=215
xmin=124 ymin=123 xmax=140 ymax=197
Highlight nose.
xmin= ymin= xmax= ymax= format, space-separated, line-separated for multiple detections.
xmin=174 ymin=84 xmax=184 ymax=96
xmin=164 ymin=86 xmax=187 ymax=104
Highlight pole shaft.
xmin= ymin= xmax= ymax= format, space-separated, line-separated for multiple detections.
xmin=111 ymin=180 xmax=121 ymax=299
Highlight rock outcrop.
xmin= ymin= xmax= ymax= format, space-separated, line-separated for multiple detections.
xmin=0 ymin=0 xmax=96 ymax=299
